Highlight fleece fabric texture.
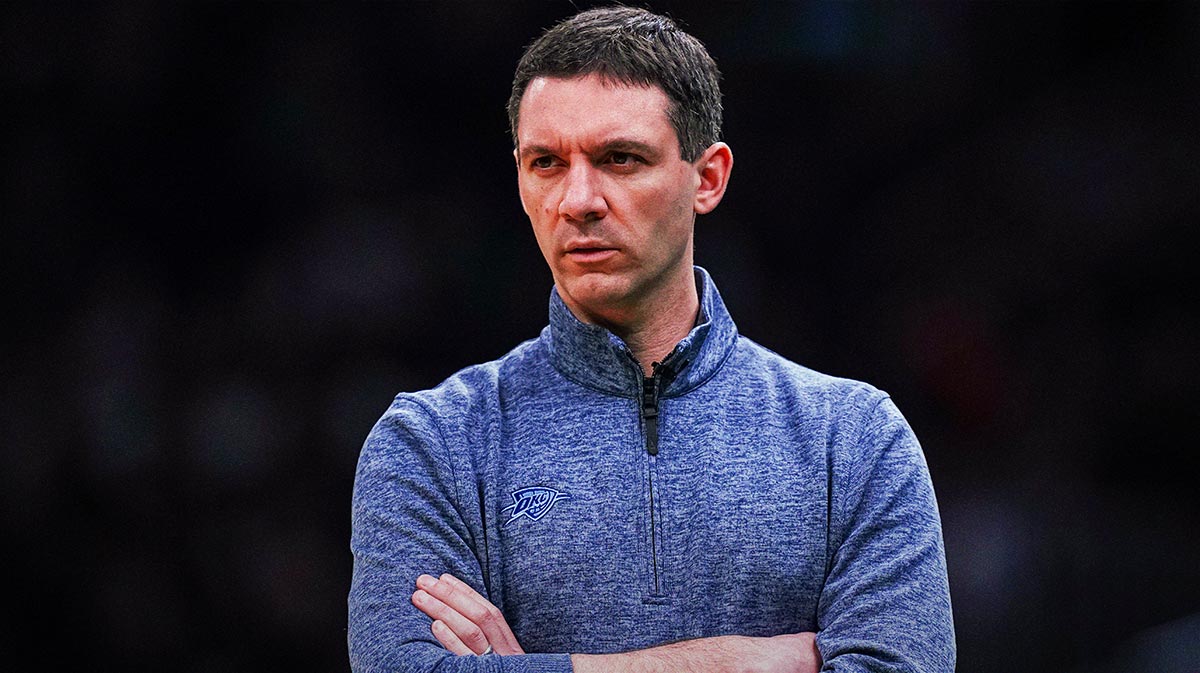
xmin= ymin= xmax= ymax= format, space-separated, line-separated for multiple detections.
xmin=349 ymin=267 xmax=955 ymax=673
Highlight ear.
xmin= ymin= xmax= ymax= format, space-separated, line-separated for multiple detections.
xmin=692 ymin=142 xmax=733 ymax=215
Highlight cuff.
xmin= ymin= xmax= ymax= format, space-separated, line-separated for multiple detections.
xmin=497 ymin=653 xmax=573 ymax=673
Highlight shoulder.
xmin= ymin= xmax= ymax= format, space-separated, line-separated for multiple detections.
xmin=726 ymin=336 xmax=919 ymax=472
xmin=366 ymin=334 xmax=547 ymax=453
xmin=731 ymin=335 xmax=893 ymax=423
xmin=408 ymin=333 xmax=545 ymax=414
xmin=730 ymin=339 xmax=931 ymax=513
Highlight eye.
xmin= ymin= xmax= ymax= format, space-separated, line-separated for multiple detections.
xmin=604 ymin=151 xmax=647 ymax=171
xmin=531 ymin=156 xmax=556 ymax=169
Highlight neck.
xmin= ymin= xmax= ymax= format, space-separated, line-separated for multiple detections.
xmin=619 ymin=299 xmax=699 ymax=376
xmin=566 ymin=265 xmax=700 ymax=377
xmin=617 ymin=286 xmax=699 ymax=377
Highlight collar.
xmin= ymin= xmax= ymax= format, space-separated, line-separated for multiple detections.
xmin=543 ymin=266 xmax=739 ymax=398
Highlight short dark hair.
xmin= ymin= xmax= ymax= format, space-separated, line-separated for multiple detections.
xmin=507 ymin=6 xmax=722 ymax=162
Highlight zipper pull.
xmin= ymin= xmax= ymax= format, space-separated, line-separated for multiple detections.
xmin=638 ymin=354 xmax=689 ymax=457
xmin=642 ymin=375 xmax=659 ymax=456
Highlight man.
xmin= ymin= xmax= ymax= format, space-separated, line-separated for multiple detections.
xmin=349 ymin=7 xmax=954 ymax=673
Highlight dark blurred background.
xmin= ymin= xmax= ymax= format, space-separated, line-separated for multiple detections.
xmin=2 ymin=2 xmax=1198 ymax=671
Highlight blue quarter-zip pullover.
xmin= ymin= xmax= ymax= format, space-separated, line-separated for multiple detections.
xmin=349 ymin=267 xmax=955 ymax=672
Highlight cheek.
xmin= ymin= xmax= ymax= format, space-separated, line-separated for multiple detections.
xmin=521 ymin=182 xmax=557 ymax=218
xmin=523 ymin=195 xmax=558 ymax=256
xmin=643 ymin=177 xmax=694 ymax=228
xmin=517 ymin=180 xmax=534 ymax=214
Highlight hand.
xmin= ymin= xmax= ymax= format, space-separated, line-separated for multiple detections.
xmin=411 ymin=573 xmax=525 ymax=656
xmin=572 ymin=632 xmax=821 ymax=673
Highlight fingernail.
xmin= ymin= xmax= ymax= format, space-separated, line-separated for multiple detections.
xmin=431 ymin=620 xmax=445 ymax=631
xmin=417 ymin=574 xmax=436 ymax=589
xmin=412 ymin=590 xmax=427 ymax=604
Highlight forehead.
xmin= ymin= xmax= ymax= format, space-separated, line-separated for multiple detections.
xmin=516 ymin=74 xmax=676 ymax=150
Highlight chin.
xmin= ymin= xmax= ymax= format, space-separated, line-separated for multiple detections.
xmin=558 ymin=271 xmax=636 ymax=316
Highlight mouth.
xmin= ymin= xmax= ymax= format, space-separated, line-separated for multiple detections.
xmin=564 ymin=246 xmax=619 ymax=263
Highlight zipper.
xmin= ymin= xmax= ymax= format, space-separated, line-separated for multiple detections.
xmin=633 ymin=351 xmax=688 ymax=598
xmin=642 ymin=372 xmax=662 ymax=595
xmin=642 ymin=374 xmax=661 ymax=456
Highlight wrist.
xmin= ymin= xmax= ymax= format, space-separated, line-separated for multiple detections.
xmin=571 ymin=636 xmax=744 ymax=673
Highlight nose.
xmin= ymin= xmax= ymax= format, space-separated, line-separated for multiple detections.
xmin=558 ymin=162 xmax=608 ymax=222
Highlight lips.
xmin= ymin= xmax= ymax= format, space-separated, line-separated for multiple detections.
xmin=564 ymin=242 xmax=618 ymax=264
xmin=564 ymin=239 xmax=619 ymax=253
xmin=565 ymin=239 xmax=615 ymax=253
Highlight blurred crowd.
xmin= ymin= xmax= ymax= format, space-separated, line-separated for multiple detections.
xmin=2 ymin=2 xmax=1197 ymax=671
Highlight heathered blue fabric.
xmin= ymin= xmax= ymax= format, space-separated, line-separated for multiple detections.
xmin=349 ymin=267 xmax=955 ymax=673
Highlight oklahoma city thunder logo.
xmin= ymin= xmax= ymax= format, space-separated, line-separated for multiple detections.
xmin=501 ymin=486 xmax=570 ymax=527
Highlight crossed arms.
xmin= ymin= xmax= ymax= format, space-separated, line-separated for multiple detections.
xmin=411 ymin=572 xmax=822 ymax=673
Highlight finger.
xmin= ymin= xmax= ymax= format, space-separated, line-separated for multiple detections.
xmin=432 ymin=574 xmax=524 ymax=655
xmin=438 ymin=574 xmax=522 ymax=654
xmin=418 ymin=576 xmax=500 ymax=636
xmin=430 ymin=620 xmax=474 ymax=656
xmin=432 ymin=574 xmax=495 ymax=617
xmin=411 ymin=589 xmax=491 ymax=654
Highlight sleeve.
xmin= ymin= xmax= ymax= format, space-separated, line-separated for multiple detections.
xmin=815 ymin=395 xmax=956 ymax=673
xmin=348 ymin=397 xmax=573 ymax=673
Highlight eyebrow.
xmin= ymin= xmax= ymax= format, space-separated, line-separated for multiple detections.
xmin=601 ymin=139 xmax=661 ymax=161
xmin=519 ymin=138 xmax=663 ymax=163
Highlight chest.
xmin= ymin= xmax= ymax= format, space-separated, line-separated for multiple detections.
xmin=482 ymin=391 xmax=829 ymax=652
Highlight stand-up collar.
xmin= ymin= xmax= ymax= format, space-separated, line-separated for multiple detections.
xmin=544 ymin=266 xmax=739 ymax=398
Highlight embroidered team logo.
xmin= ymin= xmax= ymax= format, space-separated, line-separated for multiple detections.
xmin=501 ymin=486 xmax=570 ymax=527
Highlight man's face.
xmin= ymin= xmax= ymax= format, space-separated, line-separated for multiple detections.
xmin=515 ymin=74 xmax=702 ymax=325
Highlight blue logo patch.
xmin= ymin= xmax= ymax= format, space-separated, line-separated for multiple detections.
xmin=501 ymin=486 xmax=570 ymax=527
